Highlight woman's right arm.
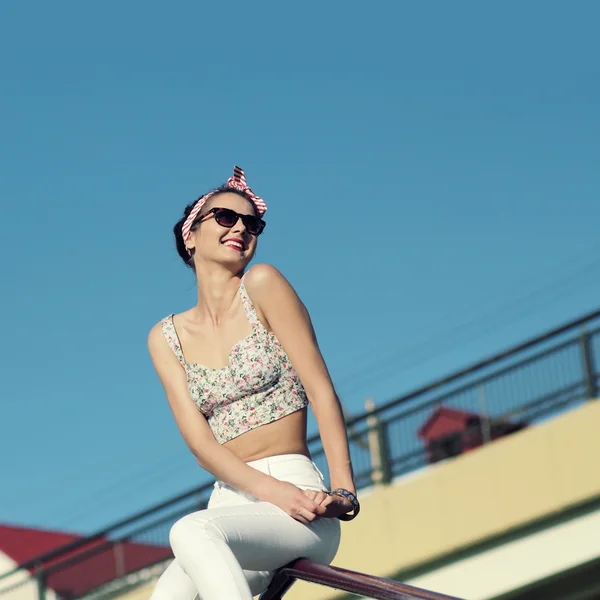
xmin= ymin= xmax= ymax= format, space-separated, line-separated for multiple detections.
xmin=147 ymin=323 xmax=325 ymax=523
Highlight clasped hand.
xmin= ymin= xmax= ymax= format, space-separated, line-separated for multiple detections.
xmin=265 ymin=481 xmax=353 ymax=524
xmin=302 ymin=488 xmax=353 ymax=520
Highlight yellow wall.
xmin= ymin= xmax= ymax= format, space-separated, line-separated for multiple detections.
xmin=287 ymin=400 xmax=600 ymax=600
xmin=117 ymin=581 xmax=156 ymax=600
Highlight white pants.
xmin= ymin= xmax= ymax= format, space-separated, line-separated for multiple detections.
xmin=150 ymin=454 xmax=341 ymax=600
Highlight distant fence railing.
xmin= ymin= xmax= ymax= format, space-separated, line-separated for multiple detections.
xmin=1 ymin=308 xmax=598 ymax=599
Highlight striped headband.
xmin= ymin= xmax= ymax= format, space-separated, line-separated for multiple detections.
xmin=181 ymin=166 xmax=267 ymax=244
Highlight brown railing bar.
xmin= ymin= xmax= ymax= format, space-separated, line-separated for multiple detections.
xmin=260 ymin=559 xmax=464 ymax=600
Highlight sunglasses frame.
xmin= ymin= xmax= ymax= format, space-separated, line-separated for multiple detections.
xmin=193 ymin=207 xmax=266 ymax=236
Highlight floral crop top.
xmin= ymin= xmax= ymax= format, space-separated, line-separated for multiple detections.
xmin=160 ymin=279 xmax=309 ymax=444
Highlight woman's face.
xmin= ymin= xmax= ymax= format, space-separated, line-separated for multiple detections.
xmin=186 ymin=192 xmax=261 ymax=268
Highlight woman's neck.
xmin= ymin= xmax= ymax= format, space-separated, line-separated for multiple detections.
xmin=192 ymin=263 xmax=243 ymax=326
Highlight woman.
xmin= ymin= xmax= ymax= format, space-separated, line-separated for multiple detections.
xmin=148 ymin=166 xmax=358 ymax=600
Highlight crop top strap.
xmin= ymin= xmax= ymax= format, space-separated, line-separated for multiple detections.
xmin=161 ymin=315 xmax=186 ymax=366
xmin=239 ymin=275 xmax=261 ymax=329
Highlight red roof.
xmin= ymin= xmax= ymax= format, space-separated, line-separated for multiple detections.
xmin=0 ymin=524 xmax=82 ymax=566
xmin=417 ymin=406 xmax=482 ymax=440
xmin=0 ymin=524 xmax=171 ymax=599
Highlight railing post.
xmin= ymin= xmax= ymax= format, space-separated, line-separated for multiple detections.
xmin=477 ymin=384 xmax=492 ymax=444
xmin=366 ymin=398 xmax=391 ymax=485
xmin=580 ymin=329 xmax=598 ymax=400
xmin=258 ymin=569 xmax=295 ymax=600
xmin=114 ymin=540 xmax=126 ymax=578
xmin=36 ymin=572 xmax=46 ymax=600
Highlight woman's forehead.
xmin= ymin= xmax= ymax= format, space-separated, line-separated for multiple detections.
xmin=205 ymin=192 xmax=256 ymax=214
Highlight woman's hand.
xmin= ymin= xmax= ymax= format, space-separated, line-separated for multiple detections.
xmin=261 ymin=480 xmax=327 ymax=524
xmin=302 ymin=489 xmax=353 ymax=519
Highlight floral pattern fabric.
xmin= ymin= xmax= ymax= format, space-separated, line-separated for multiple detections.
xmin=160 ymin=279 xmax=309 ymax=444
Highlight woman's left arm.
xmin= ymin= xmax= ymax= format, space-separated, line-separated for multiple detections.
xmin=245 ymin=264 xmax=356 ymax=495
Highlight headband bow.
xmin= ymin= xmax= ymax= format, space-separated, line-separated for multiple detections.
xmin=181 ymin=166 xmax=267 ymax=244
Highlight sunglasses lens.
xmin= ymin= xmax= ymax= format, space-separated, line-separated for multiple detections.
xmin=243 ymin=216 xmax=265 ymax=236
xmin=213 ymin=208 xmax=238 ymax=228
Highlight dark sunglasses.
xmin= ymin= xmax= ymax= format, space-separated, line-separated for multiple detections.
xmin=195 ymin=207 xmax=266 ymax=236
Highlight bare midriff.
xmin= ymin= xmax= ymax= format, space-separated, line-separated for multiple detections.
xmin=223 ymin=408 xmax=310 ymax=463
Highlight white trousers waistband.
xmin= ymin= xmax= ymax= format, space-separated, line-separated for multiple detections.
xmin=213 ymin=453 xmax=327 ymax=503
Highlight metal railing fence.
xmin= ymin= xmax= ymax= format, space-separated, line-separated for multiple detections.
xmin=1 ymin=308 xmax=598 ymax=599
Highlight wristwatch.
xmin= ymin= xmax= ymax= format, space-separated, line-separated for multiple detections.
xmin=329 ymin=488 xmax=360 ymax=521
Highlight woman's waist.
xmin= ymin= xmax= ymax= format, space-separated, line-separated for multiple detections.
xmin=222 ymin=406 xmax=308 ymax=460
xmin=214 ymin=452 xmax=327 ymax=498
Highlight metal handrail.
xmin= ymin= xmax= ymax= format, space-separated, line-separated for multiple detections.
xmin=346 ymin=309 xmax=600 ymax=425
xmin=259 ymin=559 xmax=464 ymax=600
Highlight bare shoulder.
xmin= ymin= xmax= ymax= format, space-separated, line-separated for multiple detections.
xmin=148 ymin=319 xmax=167 ymax=353
xmin=148 ymin=308 xmax=194 ymax=344
xmin=243 ymin=263 xmax=288 ymax=290
xmin=147 ymin=317 xmax=185 ymax=379
xmin=243 ymin=264 xmax=309 ymax=326
xmin=244 ymin=264 xmax=301 ymax=306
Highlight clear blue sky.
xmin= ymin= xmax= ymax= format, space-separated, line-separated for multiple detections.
xmin=1 ymin=1 xmax=599 ymax=535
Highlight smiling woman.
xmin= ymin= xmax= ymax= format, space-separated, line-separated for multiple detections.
xmin=147 ymin=166 xmax=359 ymax=600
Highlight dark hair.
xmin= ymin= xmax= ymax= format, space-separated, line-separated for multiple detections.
xmin=173 ymin=186 xmax=258 ymax=268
